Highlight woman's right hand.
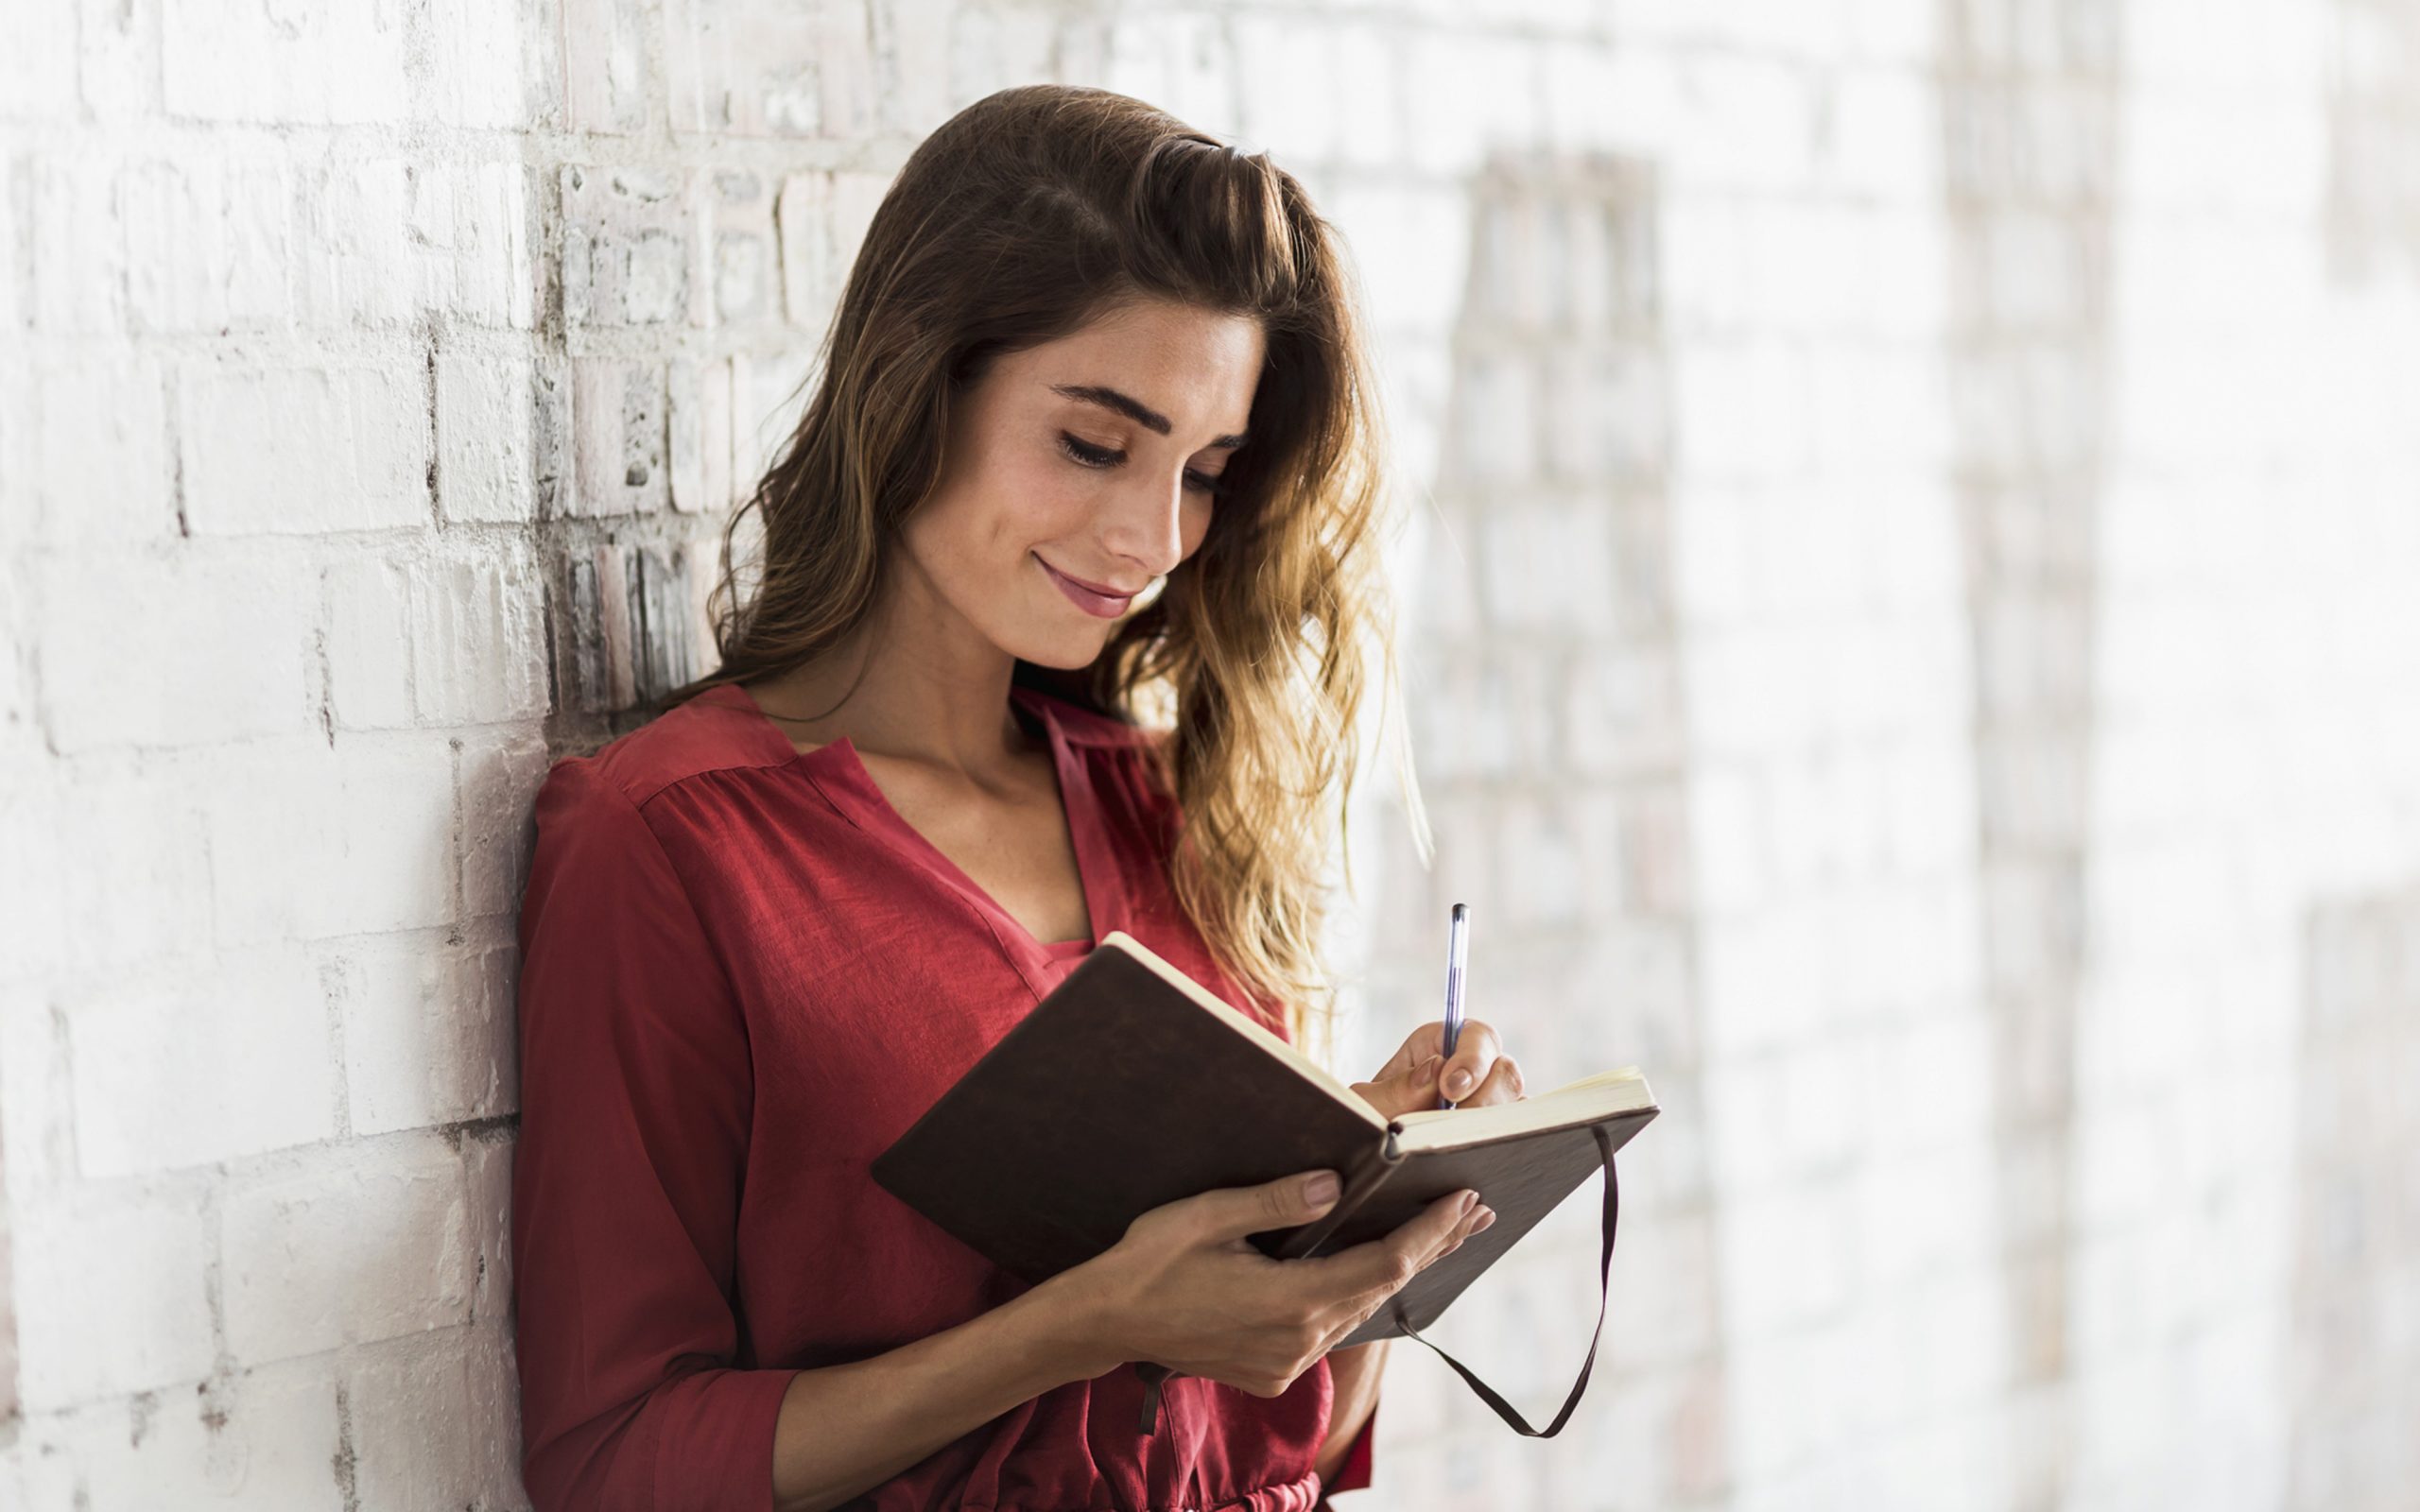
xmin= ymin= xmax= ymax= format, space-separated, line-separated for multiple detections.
xmin=1054 ymin=1167 xmax=1497 ymax=1398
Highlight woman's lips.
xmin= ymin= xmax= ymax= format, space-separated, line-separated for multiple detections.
xmin=1034 ymin=554 xmax=1137 ymax=618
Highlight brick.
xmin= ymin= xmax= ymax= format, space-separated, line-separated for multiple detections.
xmin=222 ymin=1139 xmax=475 ymax=1361
xmin=1101 ymin=14 xmax=1235 ymax=139
xmin=1234 ymin=18 xmax=1404 ymax=169
xmin=1602 ymin=1209 xmax=1719 ymax=1367
xmin=459 ymin=726 xmax=552 ymax=919
xmin=338 ymin=938 xmax=517 ymax=1137
xmin=1823 ymin=68 xmax=1939 ymax=202
xmin=1400 ymin=30 xmax=1541 ymax=177
xmin=669 ymin=354 xmax=736 ymax=514
xmin=78 ymin=0 xmax=164 ymax=119
xmin=1698 ymin=903 xmax=1831 ymax=1058
xmin=16 ymin=1358 xmax=344 ymax=1505
xmin=347 ymin=1324 xmax=526 ymax=1512
xmin=12 ymin=1192 xmax=214 ymax=1409
xmin=3 ymin=3 xmax=78 ymax=120
xmin=407 ymin=161 xmax=537 ymax=330
xmin=555 ymin=537 xmax=715 ymax=712
xmin=869 ymin=0 xmax=957 ymax=136
xmin=570 ymin=358 xmax=669 ymax=516
xmin=776 ymin=171 xmax=857 ymax=334
xmin=733 ymin=332 xmax=826 ymax=482
xmin=1443 ymin=350 xmax=1539 ymax=484
xmin=14 ymin=354 xmax=174 ymax=545
xmin=297 ymin=158 xmax=414 ymax=329
xmin=461 ymin=1131 xmax=515 ymax=1324
xmin=1319 ymin=182 xmax=1464 ymax=336
xmin=0 ymin=767 xmax=214 ymax=985
xmin=33 ymin=548 xmax=316 ymax=751
xmin=1669 ymin=54 xmax=1824 ymax=194
xmin=1407 ymin=644 xmax=1558 ymax=782
xmin=564 ymin=0 xmax=649 ymax=133
xmin=1478 ymin=503 xmax=1621 ymax=634
xmin=0 ymin=170 xmax=18 ymax=337
xmin=559 ymin=540 xmax=637 ymax=712
xmin=438 ymin=350 xmax=565 ymax=524
xmin=1493 ymin=796 xmax=1586 ymax=930
xmin=1670 ymin=341 xmax=1811 ymax=482
xmin=1413 ymin=495 xmax=1480 ymax=638
xmin=70 ymin=952 xmax=337 ymax=1177
xmin=28 ymin=152 xmax=128 ymax=335
xmin=180 ymin=365 xmax=430 ymax=535
xmin=1689 ymin=763 xmax=1771 ymax=918
xmin=1564 ymin=646 xmax=1680 ymax=779
xmin=121 ymin=154 xmax=292 ymax=333
xmin=0 ymin=999 xmax=74 ymax=1200
xmin=325 ymin=553 xmax=416 ymax=730
xmin=1543 ymin=345 xmax=1668 ymax=485
xmin=162 ymin=0 xmax=407 ymax=125
xmin=941 ymin=7 xmax=1056 ymax=111
xmin=666 ymin=0 xmax=875 ymax=138
xmin=562 ymin=165 xmax=696 ymax=328
xmin=425 ymin=0 xmax=559 ymax=129
xmin=409 ymin=541 xmax=549 ymax=725
xmin=204 ymin=733 xmax=458 ymax=943
xmin=701 ymin=168 xmax=778 ymax=327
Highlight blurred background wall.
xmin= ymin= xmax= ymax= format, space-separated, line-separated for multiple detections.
xmin=4 ymin=0 xmax=2417 ymax=1507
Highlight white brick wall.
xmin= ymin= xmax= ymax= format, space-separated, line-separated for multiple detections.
xmin=8 ymin=0 xmax=2420 ymax=1507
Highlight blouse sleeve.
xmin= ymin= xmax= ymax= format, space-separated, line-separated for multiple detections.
xmin=1321 ymin=1401 xmax=1377 ymax=1500
xmin=510 ymin=757 xmax=800 ymax=1511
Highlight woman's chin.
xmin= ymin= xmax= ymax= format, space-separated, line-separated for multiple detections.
xmin=1005 ymin=624 xmax=1115 ymax=672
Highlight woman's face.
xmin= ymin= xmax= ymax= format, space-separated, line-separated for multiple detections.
xmin=896 ymin=297 xmax=1264 ymax=670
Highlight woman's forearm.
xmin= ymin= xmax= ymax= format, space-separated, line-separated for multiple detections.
xmin=769 ymin=1272 xmax=1114 ymax=1512
xmin=1313 ymin=1338 xmax=1391 ymax=1488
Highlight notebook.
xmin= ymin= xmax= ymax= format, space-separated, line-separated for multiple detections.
xmin=870 ymin=929 xmax=1657 ymax=1437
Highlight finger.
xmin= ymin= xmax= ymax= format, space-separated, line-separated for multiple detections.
xmin=1458 ymin=1053 xmax=1524 ymax=1108
xmin=1435 ymin=1021 xmax=1503 ymax=1103
xmin=1299 ymin=1189 xmax=1477 ymax=1304
xmin=1349 ymin=1055 xmax=1443 ymax=1119
xmin=1188 ymin=1169 xmax=1349 ymax=1246
xmin=1368 ymin=1032 xmax=1435 ymax=1085
xmin=1438 ymin=1200 xmax=1499 ymax=1258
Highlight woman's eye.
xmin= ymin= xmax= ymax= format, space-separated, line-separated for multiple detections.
xmin=1060 ymin=433 xmax=1122 ymax=468
xmin=1058 ymin=433 xmax=1227 ymax=497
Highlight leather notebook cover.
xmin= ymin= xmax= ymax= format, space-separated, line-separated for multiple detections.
xmin=872 ymin=932 xmax=1658 ymax=1348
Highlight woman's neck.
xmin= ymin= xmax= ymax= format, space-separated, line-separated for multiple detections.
xmin=745 ymin=567 xmax=1037 ymax=779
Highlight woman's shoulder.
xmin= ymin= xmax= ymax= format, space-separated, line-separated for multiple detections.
xmin=541 ymin=684 xmax=806 ymax=819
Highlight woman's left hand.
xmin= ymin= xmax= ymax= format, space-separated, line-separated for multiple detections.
xmin=1349 ymin=1020 xmax=1524 ymax=1119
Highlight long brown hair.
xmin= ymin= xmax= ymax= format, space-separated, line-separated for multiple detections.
xmin=662 ymin=84 xmax=1426 ymax=1060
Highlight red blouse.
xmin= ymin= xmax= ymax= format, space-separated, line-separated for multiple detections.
xmin=510 ymin=680 xmax=1378 ymax=1510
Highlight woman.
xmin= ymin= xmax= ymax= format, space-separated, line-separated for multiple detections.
xmin=511 ymin=84 xmax=1526 ymax=1512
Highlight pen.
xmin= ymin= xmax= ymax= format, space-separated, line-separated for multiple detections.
xmin=1438 ymin=902 xmax=1468 ymax=1109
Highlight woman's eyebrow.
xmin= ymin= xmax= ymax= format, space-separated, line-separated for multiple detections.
xmin=1049 ymin=383 xmax=1248 ymax=450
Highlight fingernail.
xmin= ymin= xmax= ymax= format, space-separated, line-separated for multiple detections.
xmin=1459 ymin=1191 xmax=1478 ymax=1217
xmin=1472 ymin=1207 xmax=1496 ymax=1232
xmin=1305 ymin=1172 xmax=1340 ymax=1206
xmin=1445 ymin=1068 xmax=1474 ymax=1097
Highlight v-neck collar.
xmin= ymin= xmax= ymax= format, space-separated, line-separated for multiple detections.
xmin=702 ymin=682 xmax=1112 ymax=967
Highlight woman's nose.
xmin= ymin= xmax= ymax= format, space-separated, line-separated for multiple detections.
xmin=1099 ymin=470 xmax=1188 ymax=578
